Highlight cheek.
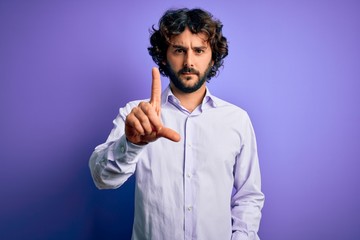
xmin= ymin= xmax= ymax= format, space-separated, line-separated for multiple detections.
xmin=168 ymin=57 xmax=183 ymax=69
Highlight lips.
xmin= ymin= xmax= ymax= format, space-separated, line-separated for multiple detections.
xmin=181 ymin=72 xmax=197 ymax=80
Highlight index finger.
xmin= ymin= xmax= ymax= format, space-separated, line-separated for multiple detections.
xmin=150 ymin=67 xmax=161 ymax=115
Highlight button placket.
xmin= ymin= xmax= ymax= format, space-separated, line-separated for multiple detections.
xmin=184 ymin=116 xmax=194 ymax=239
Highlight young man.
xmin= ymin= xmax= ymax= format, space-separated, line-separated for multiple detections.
xmin=89 ymin=8 xmax=264 ymax=240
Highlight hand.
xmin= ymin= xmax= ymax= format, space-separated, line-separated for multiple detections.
xmin=125 ymin=67 xmax=181 ymax=145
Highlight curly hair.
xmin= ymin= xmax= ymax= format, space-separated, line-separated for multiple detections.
xmin=148 ymin=8 xmax=228 ymax=81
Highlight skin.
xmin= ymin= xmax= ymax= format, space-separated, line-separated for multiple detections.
xmin=166 ymin=28 xmax=214 ymax=112
xmin=125 ymin=67 xmax=180 ymax=144
xmin=125 ymin=28 xmax=213 ymax=144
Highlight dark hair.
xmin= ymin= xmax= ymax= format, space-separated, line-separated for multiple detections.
xmin=148 ymin=8 xmax=228 ymax=81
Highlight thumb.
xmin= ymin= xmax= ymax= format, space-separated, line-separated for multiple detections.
xmin=157 ymin=127 xmax=181 ymax=142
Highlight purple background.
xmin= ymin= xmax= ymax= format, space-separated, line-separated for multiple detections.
xmin=1 ymin=0 xmax=359 ymax=239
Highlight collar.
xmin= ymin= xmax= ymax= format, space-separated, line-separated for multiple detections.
xmin=161 ymin=85 xmax=218 ymax=113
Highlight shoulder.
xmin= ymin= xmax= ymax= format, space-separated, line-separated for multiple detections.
xmin=209 ymin=95 xmax=255 ymax=133
xmin=211 ymin=95 xmax=249 ymax=118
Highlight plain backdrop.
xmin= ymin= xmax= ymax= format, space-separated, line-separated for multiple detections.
xmin=1 ymin=0 xmax=359 ymax=239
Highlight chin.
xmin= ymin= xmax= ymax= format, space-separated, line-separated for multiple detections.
xmin=182 ymin=80 xmax=199 ymax=88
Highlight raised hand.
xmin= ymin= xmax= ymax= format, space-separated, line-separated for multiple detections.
xmin=125 ymin=68 xmax=181 ymax=145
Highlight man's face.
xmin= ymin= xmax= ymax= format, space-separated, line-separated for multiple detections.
xmin=165 ymin=27 xmax=213 ymax=94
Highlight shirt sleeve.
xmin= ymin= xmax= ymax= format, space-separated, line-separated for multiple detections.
xmin=231 ymin=113 xmax=265 ymax=240
xmin=88 ymin=102 xmax=145 ymax=189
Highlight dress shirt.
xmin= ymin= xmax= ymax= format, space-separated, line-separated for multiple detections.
xmin=89 ymin=86 xmax=264 ymax=240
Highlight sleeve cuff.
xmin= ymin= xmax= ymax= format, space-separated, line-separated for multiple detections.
xmin=232 ymin=231 xmax=261 ymax=240
xmin=113 ymin=135 xmax=145 ymax=163
xmin=231 ymin=231 xmax=249 ymax=240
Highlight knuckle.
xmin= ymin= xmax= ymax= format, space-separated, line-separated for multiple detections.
xmin=138 ymin=116 xmax=150 ymax=126
xmin=139 ymin=102 xmax=152 ymax=113
xmin=125 ymin=114 xmax=134 ymax=124
xmin=133 ymin=110 xmax=149 ymax=124
xmin=128 ymin=107 xmax=140 ymax=118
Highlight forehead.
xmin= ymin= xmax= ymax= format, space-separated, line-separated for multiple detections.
xmin=169 ymin=28 xmax=209 ymax=46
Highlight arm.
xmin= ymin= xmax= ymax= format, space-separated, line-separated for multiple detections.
xmin=89 ymin=68 xmax=180 ymax=189
xmin=88 ymin=106 xmax=145 ymax=189
xmin=231 ymin=115 xmax=265 ymax=240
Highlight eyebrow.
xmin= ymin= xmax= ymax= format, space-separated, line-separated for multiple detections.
xmin=171 ymin=45 xmax=188 ymax=50
xmin=171 ymin=44 xmax=208 ymax=50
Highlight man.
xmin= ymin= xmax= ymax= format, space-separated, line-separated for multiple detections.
xmin=89 ymin=8 xmax=264 ymax=240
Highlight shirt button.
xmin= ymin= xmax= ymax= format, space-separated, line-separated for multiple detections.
xmin=187 ymin=206 xmax=192 ymax=211
xmin=187 ymin=173 xmax=191 ymax=178
xmin=120 ymin=145 xmax=125 ymax=153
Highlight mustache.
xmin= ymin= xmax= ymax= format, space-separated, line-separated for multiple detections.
xmin=178 ymin=67 xmax=199 ymax=75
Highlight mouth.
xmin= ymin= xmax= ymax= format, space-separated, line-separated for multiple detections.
xmin=180 ymin=72 xmax=197 ymax=80
xmin=181 ymin=72 xmax=195 ymax=76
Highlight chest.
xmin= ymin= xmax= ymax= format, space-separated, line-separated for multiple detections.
xmin=140 ymin=109 xmax=243 ymax=176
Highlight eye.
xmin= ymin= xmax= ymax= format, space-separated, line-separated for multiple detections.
xmin=195 ymin=48 xmax=205 ymax=54
xmin=174 ymin=48 xmax=185 ymax=54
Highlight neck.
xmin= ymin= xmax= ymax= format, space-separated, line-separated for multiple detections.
xmin=170 ymin=84 xmax=206 ymax=112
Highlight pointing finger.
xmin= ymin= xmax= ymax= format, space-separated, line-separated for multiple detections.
xmin=150 ymin=67 xmax=161 ymax=115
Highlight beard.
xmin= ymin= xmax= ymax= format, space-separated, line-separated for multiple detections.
xmin=165 ymin=61 xmax=213 ymax=94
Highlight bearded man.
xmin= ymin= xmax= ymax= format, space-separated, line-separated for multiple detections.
xmin=89 ymin=8 xmax=264 ymax=240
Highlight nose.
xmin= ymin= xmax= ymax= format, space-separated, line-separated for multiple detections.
xmin=184 ymin=52 xmax=194 ymax=67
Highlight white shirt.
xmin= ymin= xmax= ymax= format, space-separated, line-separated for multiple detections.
xmin=89 ymin=86 xmax=264 ymax=240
